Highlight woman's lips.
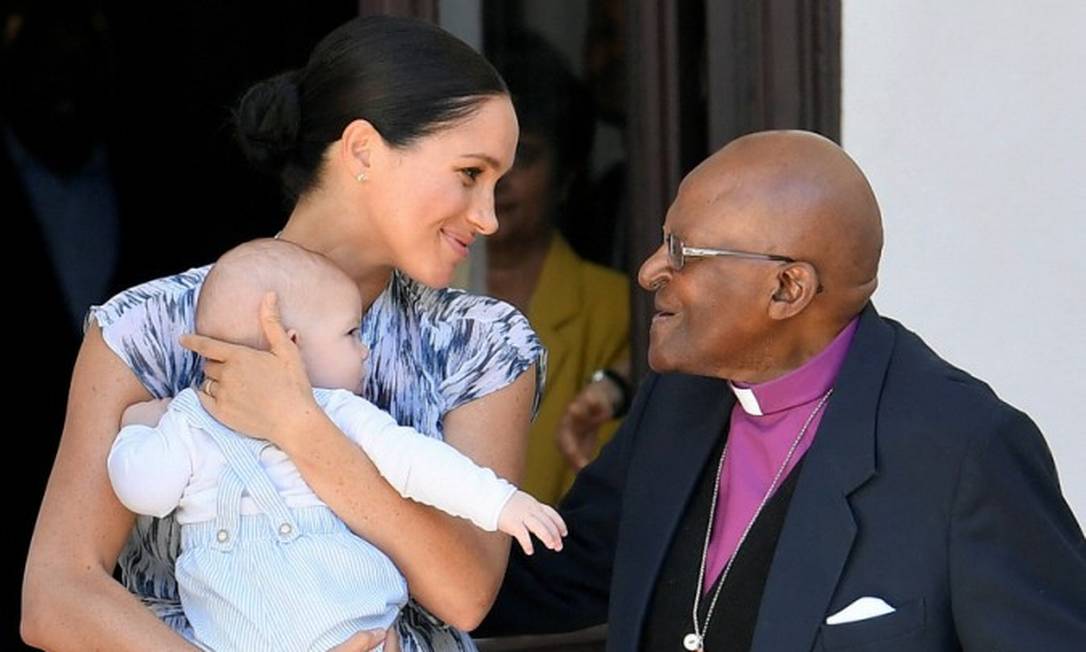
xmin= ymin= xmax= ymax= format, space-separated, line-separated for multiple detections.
xmin=441 ymin=229 xmax=471 ymax=258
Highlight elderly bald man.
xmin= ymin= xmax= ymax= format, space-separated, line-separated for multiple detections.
xmin=477 ymin=131 xmax=1086 ymax=651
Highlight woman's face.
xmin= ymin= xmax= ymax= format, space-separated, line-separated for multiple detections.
xmin=364 ymin=95 xmax=519 ymax=288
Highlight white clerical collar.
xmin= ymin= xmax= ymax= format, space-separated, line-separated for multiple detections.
xmin=728 ymin=383 xmax=764 ymax=416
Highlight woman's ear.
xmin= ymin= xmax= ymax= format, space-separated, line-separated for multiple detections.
xmin=337 ymin=118 xmax=383 ymax=182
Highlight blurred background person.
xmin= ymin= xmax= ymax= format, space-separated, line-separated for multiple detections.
xmin=487 ymin=31 xmax=631 ymax=504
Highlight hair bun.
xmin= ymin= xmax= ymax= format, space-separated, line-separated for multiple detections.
xmin=235 ymin=70 xmax=302 ymax=176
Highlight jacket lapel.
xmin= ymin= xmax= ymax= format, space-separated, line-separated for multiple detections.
xmin=751 ymin=305 xmax=896 ymax=652
xmin=610 ymin=374 xmax=735 ymax=648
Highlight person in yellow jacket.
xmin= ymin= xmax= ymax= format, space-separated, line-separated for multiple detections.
xmin=487 ymin=31 xmax=631 ymax=503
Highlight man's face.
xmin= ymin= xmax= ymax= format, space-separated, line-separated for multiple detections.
xmin=638 ymin=169 xmax=785 ymax=380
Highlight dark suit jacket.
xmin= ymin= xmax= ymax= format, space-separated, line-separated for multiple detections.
xmin=480 ymin=305 xmax=1086 ymax=650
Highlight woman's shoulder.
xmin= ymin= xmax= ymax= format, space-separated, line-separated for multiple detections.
xmin=389 ymin=270 xmax=531 ymax=331
xmin=385 ymin=272 xmax=546 ymax=412
xmin=85 ymin=265 xmax=212 ymax=398
xmin=87 ymin=265 xmax=212 ymax=332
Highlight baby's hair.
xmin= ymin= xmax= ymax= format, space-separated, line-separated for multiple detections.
xmin=196 ymin=238 xmax=351 ymax=349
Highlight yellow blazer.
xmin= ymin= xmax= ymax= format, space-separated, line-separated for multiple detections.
xmin=522 ymin=235 xmax=630 ymax=503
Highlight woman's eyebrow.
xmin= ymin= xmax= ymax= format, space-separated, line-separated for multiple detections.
xmin=461 ymin=152 xmax=501 ymax=168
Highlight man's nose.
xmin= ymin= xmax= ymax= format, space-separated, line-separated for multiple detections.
xmin=639 ymin=243 xmax=671 ymax=291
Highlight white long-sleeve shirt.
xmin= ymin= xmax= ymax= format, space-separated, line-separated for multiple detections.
xmin=108 ymin=387 xmax=517 ymax=531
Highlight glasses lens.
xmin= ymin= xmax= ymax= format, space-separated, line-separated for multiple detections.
xmin=667 ymin=233 xmax=683 ymax=270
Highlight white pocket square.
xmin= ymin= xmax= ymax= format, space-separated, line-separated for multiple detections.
xmin=825 ymin=596 xmax=896 ymax=625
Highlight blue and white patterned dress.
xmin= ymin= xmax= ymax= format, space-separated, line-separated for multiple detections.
xmin=88 ymin=265 xmax=546 ymax=651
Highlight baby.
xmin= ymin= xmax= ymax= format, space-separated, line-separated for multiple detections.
xmin=108 ymin=239 xmax=565 ymax=651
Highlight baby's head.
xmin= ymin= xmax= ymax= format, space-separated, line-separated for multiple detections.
xmin=196 ymin=239 xmax=367 ymax=392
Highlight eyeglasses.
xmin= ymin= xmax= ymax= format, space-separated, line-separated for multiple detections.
xmin=665 ymin=230 xmax=796 ymax=271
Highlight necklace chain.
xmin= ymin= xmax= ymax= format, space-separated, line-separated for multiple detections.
xmin=686 ymin=388 xmax=834 ymax=651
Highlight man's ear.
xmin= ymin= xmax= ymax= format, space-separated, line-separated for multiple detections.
xmin=768 ymin=263 xmax=819 ymax=320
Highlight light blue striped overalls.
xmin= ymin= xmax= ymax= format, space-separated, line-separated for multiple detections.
xmin=172 ymin=393 xmax=408 ymax=651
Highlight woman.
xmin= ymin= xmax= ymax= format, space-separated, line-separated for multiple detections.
xmin=22 ymin=16 xmax=542 ymax=651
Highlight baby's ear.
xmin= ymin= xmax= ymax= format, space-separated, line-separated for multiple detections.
xmin=286 ymin=328 xmax=299 ymax=345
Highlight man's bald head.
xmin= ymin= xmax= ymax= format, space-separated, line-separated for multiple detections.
xmin=639 ymin=130 xmax=885 ymax=382
xmin=689 ymin=130 xmax=883 ymax=318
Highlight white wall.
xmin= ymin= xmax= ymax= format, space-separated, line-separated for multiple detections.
xmin=842 ymin=1 xmax=1086 ymax=519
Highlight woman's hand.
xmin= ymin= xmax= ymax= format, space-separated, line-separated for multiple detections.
xmin=180 ymin=292 xmax=320 ymax=451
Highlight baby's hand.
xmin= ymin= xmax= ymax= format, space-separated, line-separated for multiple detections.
xmin=497 ymin=491 xmax=568 ymax=555
xmin=121 ymin=398 xmax=172 ymax=428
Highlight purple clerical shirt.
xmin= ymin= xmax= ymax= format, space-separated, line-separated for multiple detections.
xmin=703 ymin=317 xmax=859 ymax=592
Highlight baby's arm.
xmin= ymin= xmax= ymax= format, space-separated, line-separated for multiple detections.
xmin=326 ymin=392 xmax=566 ymax=553
xmin=107 ymin=404 xmax=193 ymax=518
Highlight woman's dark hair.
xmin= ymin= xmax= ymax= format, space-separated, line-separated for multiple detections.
xmin=235 ymin=15 xmax=508 ymax=201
